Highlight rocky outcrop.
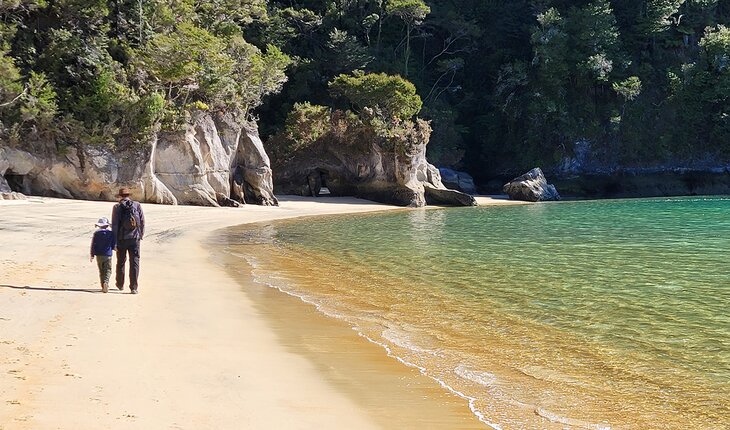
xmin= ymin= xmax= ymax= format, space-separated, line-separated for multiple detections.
xmin=234 ymin=125 xmax=278 ymax=206
xmin=0 ymin=112 xmax=277 ymax=206
xmin=0 ymin=174 xmax=10 ymax=193
xmin=0 ymin=191 xmax=27 ymax=200
xmin=272 ymin=116 xmax=476 ymax=207
xmin=438 ymin=168 xmax=477 ymax=194
xmin=503 ymin=167 xmax=561 ymax=202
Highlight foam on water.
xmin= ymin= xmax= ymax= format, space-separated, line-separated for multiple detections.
xmin=381 ymin=327 xmax=443 ymax=357
xmin=535 ymin=408 xmax=612 ymax=430
xmin=454 ymin=365 xmax=497 ymax=387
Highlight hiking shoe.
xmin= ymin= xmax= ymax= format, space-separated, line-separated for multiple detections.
xmin=102 ymin=283 xmax=109 ymax=293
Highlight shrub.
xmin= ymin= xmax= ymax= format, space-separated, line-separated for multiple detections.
xmin=280 ymin=102 xmax=331 ymax=153
xmin=329 ymin=71 xmax=422 ymax=120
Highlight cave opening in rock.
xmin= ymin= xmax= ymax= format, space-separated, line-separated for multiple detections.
xmin=319 ymin=171 xmax=331 ymax=195
xmin=3 ymin=171 xmax=28 ymax=194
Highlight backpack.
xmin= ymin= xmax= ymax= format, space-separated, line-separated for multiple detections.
xmin=119 ymin=200 xmax=138 ymax=233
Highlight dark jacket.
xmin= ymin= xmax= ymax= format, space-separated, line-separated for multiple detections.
xmin=90 ymin=229 xmax=116 ymax=257
xmin=112 ymin=198 xmax=145 ymax=241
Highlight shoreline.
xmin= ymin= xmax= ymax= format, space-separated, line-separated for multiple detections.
xmin=0 ymin=195 xmax=524 ymax=429
xmin=214 ymin=242 xmax=485 ymax=429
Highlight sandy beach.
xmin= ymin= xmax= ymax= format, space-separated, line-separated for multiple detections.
xmin=0 ymin=195 xmax=519 ymax=429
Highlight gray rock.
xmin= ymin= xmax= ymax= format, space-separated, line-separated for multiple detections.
xmin=558 ymin=139 xmax=593 ymax=175
xmin=0 ymin=175 xmax=10 ymax=193
xmin=438 ymin=168 xmax=477 ymax=194
xmin=503 ymin=167 xmax=561 ymax=202
xmin=424 ymin=184 xmax=477 ymax=206
xmin=0 ymin=112 xmax=277 ymax=206
xmin=235 ymin=125 xmax=278 ymax=206
xmin=0 ymin=191 xmax=27 ymax=200
xmin=273 ymin=117 xmax=474 ymax=207
xmin=216 ymin=192 xmax=241 ymax=207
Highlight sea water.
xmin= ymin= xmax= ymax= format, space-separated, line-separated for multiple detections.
xmin=221 ymin=197 xmax=730 ymax=429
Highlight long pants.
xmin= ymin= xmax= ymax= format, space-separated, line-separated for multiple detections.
xmin=96 ymin=255 xmax=112 ymax=286
xmin=116 ymin=239 xmax=141 ymax=290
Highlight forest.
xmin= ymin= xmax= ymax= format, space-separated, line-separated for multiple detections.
xmin=2 ymin=0 xmax=730 ymax=182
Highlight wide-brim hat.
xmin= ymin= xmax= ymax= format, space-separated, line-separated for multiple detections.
xmin=95 ymin=217 xmax=110 ymax=228
xmin=116 ymin=187 xmax=131 ymax=197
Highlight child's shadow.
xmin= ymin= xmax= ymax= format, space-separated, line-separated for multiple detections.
xmin=0 ymin=284 xmax=122 ymax=294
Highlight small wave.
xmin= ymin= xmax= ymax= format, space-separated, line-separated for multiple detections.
xmin=649 ymin=283 xmax=683 ymax=291
xmin=224 ymin=251 xmax=262 ymax=269
xmin=535 ymin=407 xmax=612 ymax=430
xmin=358 ymin=333 xmax=504 ymax=430
xmin=244 ymin=263 xmax=505 ymax=429
xmin=518 ymin=365 xmax=589 ymax=387
xmin=381 ymin=328 xmax=442 ymax=357
xmin=455 ymin=364 xmax=497 ymax=387
xmin=235 ymin=252 xmax=504 ymax=429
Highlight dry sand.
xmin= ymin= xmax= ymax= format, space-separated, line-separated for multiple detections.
xmin=0 ymin=195 xmax=522 ymax=429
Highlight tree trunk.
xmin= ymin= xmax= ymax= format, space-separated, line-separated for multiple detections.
xmin=405 ymin=24 xmax=411 ymax=77
xmin=376 ymin=1 xmax=384 ymax=52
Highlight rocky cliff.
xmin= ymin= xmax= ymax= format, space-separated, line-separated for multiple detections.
xmin=0 ymin=112 xmax=277 ymax=206
xmin=271 ymin=114 xmax=476 ymax=207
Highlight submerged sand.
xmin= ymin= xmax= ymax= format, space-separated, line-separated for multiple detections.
xmin=0 ymin=195 xmax=521 ymax=429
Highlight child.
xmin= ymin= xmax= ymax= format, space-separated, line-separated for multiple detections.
xmin=90 ymin=217 xmax=116 ymax=293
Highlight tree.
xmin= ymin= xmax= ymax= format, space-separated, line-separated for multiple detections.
xmin=613 ymin=76 xmax=643 ymax=102
xmin=329 ymin=71 xmax=422 ymax=120
xmin=325 ymin=29 xmax=373 ymax=74
xmin=385 ymin=0 xmax=430 ymax=77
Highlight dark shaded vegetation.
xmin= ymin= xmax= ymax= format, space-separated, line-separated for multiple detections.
xmin=3 ymin=1 xmax=730 ymax=181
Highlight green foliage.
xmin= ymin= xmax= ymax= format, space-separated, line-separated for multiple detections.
xmin=20 ymin=72 xmax=57 ymax=125
xmin=329 ymin=71 xmax=422 ymax=120
xmin=385 ymin=0 xmax=430 ymax=25
xmin=613 ymin=76 xmax=643 ymax=101
xmin=325 ymin=29 xmax=373 ymax=73
xmin=145 ymin=23 xmax=232 ymax=97
xmin=699 ymin=24 xmax=730 ymax=67
xmin=130 ymin=92 xmax=165 ymax=134
xmin=195 ymin=0 xmax=266 ymax=35
xmin=0 ymin=50 xmax=22 ymax=105
xmin=4 ymin=0 xmax=730 ymax=175
xmin=145 ymin=25 xmax=291 ymax=118
xmin=643 ymin=0 xmax=686 ymax=34
xmin=667 ymin=25 xmax=730 ymax=154
xmin=385 ymin=0 xmax=430 ymax=76
xmin=0 ymin=0 xmax=288 ymax=149
xmin=283 ymin=102 xmax=331 ymax=153
xmin=270 ymin=101 xmax=431 ymax=163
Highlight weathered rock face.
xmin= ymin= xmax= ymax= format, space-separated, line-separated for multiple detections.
xmin=503 ymin=167 xmax=561 ymax=202
xmin=0 ymin=191 xmax=27 ymax=200
xmin=0 ymin=112 xmax=277 ymax=206
xmin=234 ymin=125 xmax=278 ymax=206
xmin=438 ymin=167 xmax=477 ymax=194
xmin=273 ymin=118 xmax=476 ymax=207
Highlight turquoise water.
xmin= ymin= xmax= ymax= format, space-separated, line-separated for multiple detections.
xmin=223 ymin=197 xmax=730 ymax=429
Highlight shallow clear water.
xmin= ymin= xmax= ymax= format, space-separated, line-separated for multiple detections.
xmin=222 ymin=197 xmax=730 ymax=429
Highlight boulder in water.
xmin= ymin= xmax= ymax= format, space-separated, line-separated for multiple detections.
xmin=503 ymin=168 xmax=560 ymax=202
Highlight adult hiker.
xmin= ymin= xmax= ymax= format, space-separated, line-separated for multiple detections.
xmin=111 ymin=187 xmax=145 ymax=294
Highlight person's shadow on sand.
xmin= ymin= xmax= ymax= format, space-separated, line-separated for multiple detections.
xmin=0 ymin=284 xmax=123 ymax=294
